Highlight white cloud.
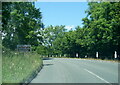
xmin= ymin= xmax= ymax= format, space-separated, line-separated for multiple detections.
xmin=65 ymin=25 xmax=75 ymax=31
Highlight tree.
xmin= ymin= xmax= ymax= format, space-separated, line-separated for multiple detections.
xmin=82 ymin=2 xmax=120 ymax=59
xmin=2 ymin=2 xmax=43 ymax=50
xmin=42 ymin=25 xmax=66 ymax=56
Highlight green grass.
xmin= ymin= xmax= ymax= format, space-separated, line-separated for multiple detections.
xmin=49 ymin=56 xmax=119 ymax=63
xmin=81 ymin=58 xmax=119 ymax=62
xmin=0 ymin=56 xmax=2 ymax=84
xmin=2 ymin=52 xmax=43 ymax=83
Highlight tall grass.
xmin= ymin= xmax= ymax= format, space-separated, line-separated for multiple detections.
xmin=0 ymin=55 xmax=2 ymax=85
xmin=2 ymin=50 xmax=43 ymax=83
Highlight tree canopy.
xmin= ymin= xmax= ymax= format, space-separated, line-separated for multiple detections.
xmin=2 ymin=2 xmax=120 ymax=59
xmin=2 ymin=2 xmax=43 ymax=50
xmin=40 ymin=2 xmax=120 ymax=59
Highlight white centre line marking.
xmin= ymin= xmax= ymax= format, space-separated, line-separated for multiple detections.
xmin=84 ymin=69 xmax=112 ymax=85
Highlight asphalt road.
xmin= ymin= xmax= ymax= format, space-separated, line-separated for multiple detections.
xmin=30 ymin=58 xmax=118 ymax=84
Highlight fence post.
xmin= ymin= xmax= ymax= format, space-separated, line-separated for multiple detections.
xmin=114 ymin=51 xmax=117 ymax=59
xmin=96 ymin=52 xmax=98 ymax=58
xmin=76 ymin=53 xmax=78 ymax=58
xmin=85 ymin=55 xmax=87 ymax=58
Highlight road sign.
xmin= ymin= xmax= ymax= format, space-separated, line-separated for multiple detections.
xmin=17 ymin=45 xmax=31 ymax=52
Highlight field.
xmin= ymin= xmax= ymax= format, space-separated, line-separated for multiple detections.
xmin=2 ymin=51 xmax=43 ymax=84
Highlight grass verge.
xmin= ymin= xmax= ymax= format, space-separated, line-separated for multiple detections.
xmin=80 ymin=58 xmax=120 ymax=63
xmin=2 ymin=51 xmax=43 ymax=84
xmin=48 ymin=56 xmax=119 ymax=63
xmin=0 ymin=56 xmax=2 ymax=84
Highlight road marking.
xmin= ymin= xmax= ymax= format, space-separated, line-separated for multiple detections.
xmin=84 ymin=69 xmax=112 ymax=85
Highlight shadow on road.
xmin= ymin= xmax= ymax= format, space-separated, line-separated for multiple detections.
xmin=42 ymin=57 xmax=53 ymax=60
xmin=43 ymin=64 xmax=53 ymax=66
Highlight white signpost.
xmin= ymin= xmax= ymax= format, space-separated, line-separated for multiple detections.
xmin=60 ymin=54 xmax=61 ymax=57
xmin=96 ymin=52 xmax=98 ymax=58
xmin=114 ymin=51 xmax=117 ymax=59
xmin=76 ymin=53 xmax=78 ymax=58
xmin=85 ymin=55 xmax=87 ymax=58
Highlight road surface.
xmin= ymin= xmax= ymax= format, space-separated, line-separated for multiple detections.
xmin=29 ymin=58 xmax=118 ymax=84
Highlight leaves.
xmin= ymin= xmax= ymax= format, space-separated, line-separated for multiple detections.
xmin=2 ymin=2 xmax=120 ymax=59
xmin=2 ymin=2 xmax=43 ymax=50
xmin=44 ymin=2 xmax=120 ymax=58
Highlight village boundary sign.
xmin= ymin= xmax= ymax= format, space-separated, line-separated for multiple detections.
xmin=17 ymin=45 xmax=31 ymax=52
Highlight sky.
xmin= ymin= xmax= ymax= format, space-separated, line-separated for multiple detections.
xmin=35 ymin=2 xmax=89 ymax=30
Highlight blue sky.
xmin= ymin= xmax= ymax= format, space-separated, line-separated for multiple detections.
xmin=35 ymin=2 xmax=88 ymax=30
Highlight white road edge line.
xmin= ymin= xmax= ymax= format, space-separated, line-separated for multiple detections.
xmin=84 ymin=69 xmax=112 ymax=85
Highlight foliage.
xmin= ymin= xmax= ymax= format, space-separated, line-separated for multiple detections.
xmin=2 ymin=2 xmax=120 ymax=60
xmin=36 ymin=45 xmax=48 ymax=55
xmin=2 ymin=2 xmax=43 ymax=50
xmin=81 ymin=2 xmax=120 ymax=59
xmin=41 ymin=25 xmax=66 ymax=56
xmin=41 ymin=2 xmax=120 ymax=60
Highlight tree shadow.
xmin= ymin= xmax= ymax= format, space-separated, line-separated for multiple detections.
xmin=42 ymin=57 xmax=53 ymax=60
xmin=43 ymin=64 xmax=53 ymax=66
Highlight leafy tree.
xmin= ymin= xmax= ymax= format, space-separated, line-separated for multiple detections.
xmin=36 ymin=45 xmax=48 ymax=55
xmin=42 ymin=25 xmax=66 ymax=55
xmin=82 ymin=2 xmax=120 ymax=59
xmin=2 ymin=2 xmax=43 ymax=50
